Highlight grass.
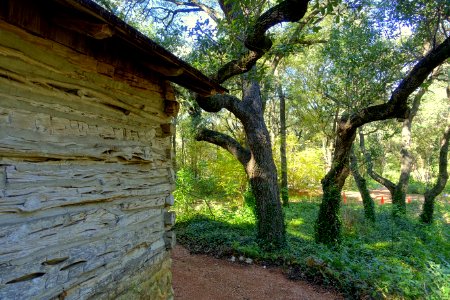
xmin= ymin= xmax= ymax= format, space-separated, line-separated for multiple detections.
xmin=175 ymin=198 xmax=450 ymax=299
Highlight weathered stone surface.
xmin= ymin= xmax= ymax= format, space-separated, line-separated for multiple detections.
xmin=115 ymin=253 xmax=174 ymax=300
xmin=164 ymin=211 xmax=177 ymax=227
xmin=165 ymin=194 xmax=175 ymax=207
xmin=164 ymin=231 xmax=177 ymax=250
xmin=0 ymin=9 xmax=175 ymax=299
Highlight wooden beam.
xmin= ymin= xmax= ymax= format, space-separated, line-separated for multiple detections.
xmin=164 ymin=100 xmax=180 ymax=117
xmin=160 ymin=123 xmax=175 ymax=137
xmin=165 ymin=194 xmax=175 ymax=206
xmin=52 ymin=16 xmax=114 ymax=39
xmin=164 ymin=231 xmax=176 ymax=250
xmin=164 ymin=211 xmax=176 ymax=226
xmin=142 ymin=62 xmax=184 ymax=77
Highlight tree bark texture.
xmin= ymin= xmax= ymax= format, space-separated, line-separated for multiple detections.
xmin=350 ymin=147 xmax=376 ymax=222
xmin=197 ymin=77 xmax=286 ymax=248
xmin=315 ymin=36 xmax=450 ymax=245
xmin=392 ymin=88 xmax=424 ymax=214
xmin=244 ymin=80 xmax=286 ymax=248
xmin=278 ymin=82 xmax=289 ymax=206
xmin=420 ymin=124 xmax=450 ymax=223
xmin=215 ymin=0 xmax=310 ymax=83
xmin=315 ymin=118 xmax=355 ymax=245
xmin=191 ymin=0 xmax=314 ymax=248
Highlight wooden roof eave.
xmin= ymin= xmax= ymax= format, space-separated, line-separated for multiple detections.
xmin=59 ymin=0 xmax=227 ymax=96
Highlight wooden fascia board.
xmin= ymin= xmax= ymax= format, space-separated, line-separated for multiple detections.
xmin=60 ymin=0 xmax=228 ymax=96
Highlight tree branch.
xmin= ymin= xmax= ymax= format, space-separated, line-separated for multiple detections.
xmin=164 ymin=0 xmax=221 ymax=23
xmin=214 ymin=50 xmax=261 ymax=83
xmin=351 ymin=36 xmax=450 ymax=128
xmin=155 ymin=7 xmax=203 ymax=28
xmin=196 ymin=128 xmax=251 ymax=166
xmin=245 ymin=0 xmax=310 ymax=52
xmin=214 ymin=0 xmax=311 ymax=83
xmin=288 ymin=38 xmax=328 ymax=45
xmin=425 ymin=124 xmax=450 ymax=198
xmin=358 ymin=129 xmax=396 ymax=193
xmin=196 ymin=93 xmax=248 ymax=119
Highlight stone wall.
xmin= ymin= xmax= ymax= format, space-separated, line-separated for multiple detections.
xmin=0 ymin=15 xmax=176 ymax=299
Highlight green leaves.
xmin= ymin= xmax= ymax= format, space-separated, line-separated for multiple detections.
xmin=176 ymin=200 xmax=450 ymax=298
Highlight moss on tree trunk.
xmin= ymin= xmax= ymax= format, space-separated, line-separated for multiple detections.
xmin=315 ymin=182 xmax=342 ymax=245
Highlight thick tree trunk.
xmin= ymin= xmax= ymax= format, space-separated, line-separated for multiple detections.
xmin=196 ymin=76 xmax=286 ymax=248
xmin=420 ymin=124 xmax=450 ymax=223
xmin=350 ymin=147 xmax=376 ymax=221
xmin=246 ymin=121 xmax=286 ymax=247
xmin=315 ymin=119 xmax=356 ymax=245
xmin=278 ymin=83 xmax=289 ymax=206
xmin=243 ymin=78 xmax=286 ymax=248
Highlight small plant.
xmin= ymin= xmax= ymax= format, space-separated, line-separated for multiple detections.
xmin=175 ymin=198 xmax=450 ymax=299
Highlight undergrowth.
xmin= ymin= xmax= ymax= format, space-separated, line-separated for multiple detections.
xmin=175 ymin=198 xmax=450 ymax=299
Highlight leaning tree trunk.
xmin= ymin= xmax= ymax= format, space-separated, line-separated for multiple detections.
xmin=350 ymin=147 xmax=376 ymax=221
xmin=315 ymin=119 xmax=356 ymax=245
xmin=191 ymin=0 xmax=311 ymax=250
xmin=420 ymin=124 xmax=450 ymax=223
xmin=314 ymin=37 xmax=450 ymax=245
xmin=392 ymin=88 xmax=424 ymax=215
xmin=278 ymin=82 xmax=289 ymax=206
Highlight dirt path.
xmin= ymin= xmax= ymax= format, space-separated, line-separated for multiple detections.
xmin=343 ymin=188 xmax=424 ymax=204
xmin=172 ymin=245 xmax=342 ymax=300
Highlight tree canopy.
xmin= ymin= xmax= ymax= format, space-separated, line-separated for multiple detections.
xmin=96 ymin=0 xmax=450 ymax=248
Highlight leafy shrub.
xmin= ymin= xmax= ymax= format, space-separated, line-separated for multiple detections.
xmin=175 ymin=199 xmax=450 ymax=299
xmin=407 ymin=178 xmax=427 ymax=194
xmin=273 ymin=134 xmax=325 ymax=191
xmin=243 ymin=185 xmax=256 ymax=215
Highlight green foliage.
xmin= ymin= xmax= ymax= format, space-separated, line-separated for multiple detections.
xmin=243 ymin=185 xmax=256 ymax=216
xmin=289 ymin=146 xmax=326 ymax=190
xmin=173 ymin=168 xmax=196 ymax=216
xmin=273 ymin=134 xmax=325 ymax=190
xmin=320 ymin=15 xmax=404 ymax=113
xmin=407 ymin=178 xmax=427 ymax=194
xmin=173 ymin=161 xmax=247 ymax=218
xmin=176 ymin=200 xmax=450 ymax=299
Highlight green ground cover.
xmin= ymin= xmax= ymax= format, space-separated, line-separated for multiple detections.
xmin=175 ymin=199 xmax=450 ymax=299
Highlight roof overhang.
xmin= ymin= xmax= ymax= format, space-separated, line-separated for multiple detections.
xmin=1 ymin=0 xmax=227 ymax=96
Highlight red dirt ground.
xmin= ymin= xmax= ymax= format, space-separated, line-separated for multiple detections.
xmin=171 ymin=188 xmax=448 ymax=299
xmin=172 ymin=245 xmax=342 ymax=300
